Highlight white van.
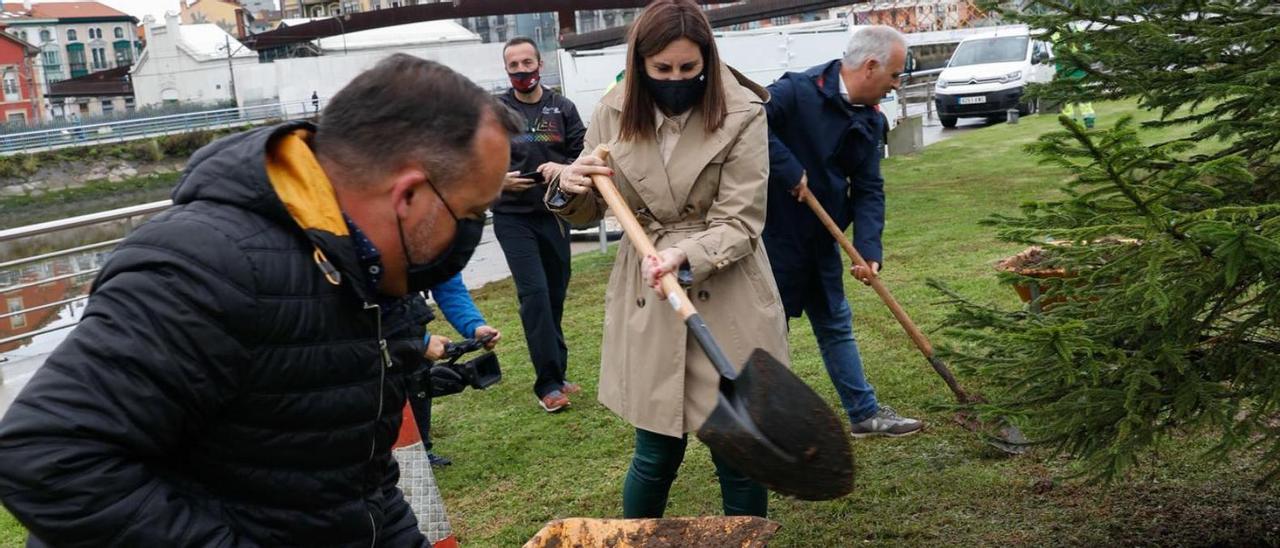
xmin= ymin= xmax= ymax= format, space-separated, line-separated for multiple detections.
xmin=932 ymin=26 xmax=1055 ymax=128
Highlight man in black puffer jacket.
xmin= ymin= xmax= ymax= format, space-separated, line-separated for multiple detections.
xmin=0 ymin=54 xmax=519 ymax=546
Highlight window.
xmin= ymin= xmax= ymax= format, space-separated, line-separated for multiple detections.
xmin=125 ymin=96 xmax=135 ymax=112
xmin=42 ymin=49 xmax=60 ymax=68
xmin=6 ymin=111 xmax=25 ymax=125
xmin=114 ymin=27 xmax=124 ymax=39
xmin=91 ymin=47 xmax=107 ymax=69
xmin=3 ymin=71 xmax=19 ymax=101
xmin=114 ymin=45 xmax=131 ymax=66
xmin=101 ymin=99 xmax=114 ymax=115
xmin=90 ymin=28 xmax=103 ymax=40
xmin=67 ymin=29 xmax=77 ymax=41
xmin=949 ymin=37 xmax=1031 ymax=67
xmin=66 ymin=44 xmax=86 ymax=76
xmin=40 ymin=29 xmax=51 ymax=42
xmin=6 ymin=297 xmax=24 ymax=329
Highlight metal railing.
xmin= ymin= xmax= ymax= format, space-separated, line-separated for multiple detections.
xmin=886 ymin=69 xmax=941 ymax=123
xmin=0 ymin=201 xmax=170 ymax=349
xmin=0 ymin=196 xmax=618 ymax=352
xmin=0 ymin=101 xmax=317 ymax=156
xmin=0 ymin=201 xmax=171 ymax=244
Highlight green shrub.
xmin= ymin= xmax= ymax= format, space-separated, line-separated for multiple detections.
xmin=0 ymin=154 xmax=40 ymax=179
xmin=130 ymin=139 xmax=165 ymax=163
xmin=158 ymin=130 xmax=217 ymax=157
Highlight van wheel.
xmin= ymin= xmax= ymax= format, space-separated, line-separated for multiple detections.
xmin=940 ymin=116 xmax=958 ymax=128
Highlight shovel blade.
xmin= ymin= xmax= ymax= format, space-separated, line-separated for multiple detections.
xmin=697 ymin=349 xmax=854 ymax=501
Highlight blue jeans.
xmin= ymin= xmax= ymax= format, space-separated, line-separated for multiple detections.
xmin=797 ymin=242 xmax=879 ymax=424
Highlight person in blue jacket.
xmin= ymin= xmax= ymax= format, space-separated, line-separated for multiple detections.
xmin=418 ymin=272 xmax=500 ymax=466
xmin=762 ymin=25 xmax=924 ymax=438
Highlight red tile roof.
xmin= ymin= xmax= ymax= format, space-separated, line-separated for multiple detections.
xmin=0 ymin=2 xmax=133 ymax=20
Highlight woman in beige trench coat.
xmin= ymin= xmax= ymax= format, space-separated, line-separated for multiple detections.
xmin=547 ymin=0 xmax=789 ymax=519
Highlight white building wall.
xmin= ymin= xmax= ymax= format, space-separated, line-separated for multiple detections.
xmin=132 ymin=15 xmax=256 ymax=108
xmin=233 ymin=42 xmax=509 ymax=113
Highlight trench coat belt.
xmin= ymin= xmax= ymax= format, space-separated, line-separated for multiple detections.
xmin=641 ymin=214 xmax=706 ymax=242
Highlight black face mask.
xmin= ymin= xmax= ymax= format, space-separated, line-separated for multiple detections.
xmin=398 ymin=179 xmax=485 ymax=293
xmin=644 ymin=72 xmax=706 ymax=115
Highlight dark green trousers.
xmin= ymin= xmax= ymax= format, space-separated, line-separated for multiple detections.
xmin=622 ymin=428 xmax=767 ymax=518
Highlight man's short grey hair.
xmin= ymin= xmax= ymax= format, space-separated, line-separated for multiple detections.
xmin=843 ymin=25 xmax=907 ymax=68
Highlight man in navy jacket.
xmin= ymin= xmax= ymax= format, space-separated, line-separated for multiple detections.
xmin=763 ymin=25 xmax=924 ymax=437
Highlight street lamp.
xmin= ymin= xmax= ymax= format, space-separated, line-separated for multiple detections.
xmin=333 ymin=13 xmax=348 ymax=55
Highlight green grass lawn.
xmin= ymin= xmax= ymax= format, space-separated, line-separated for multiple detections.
xmin=2 ymin=103 xmax=1276 ymax=546
xmin=433 ymin=103 xmax=1278 ymax=546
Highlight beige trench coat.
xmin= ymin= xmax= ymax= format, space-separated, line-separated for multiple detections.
xmin=546 ymin=64 xmax=790 ymax=437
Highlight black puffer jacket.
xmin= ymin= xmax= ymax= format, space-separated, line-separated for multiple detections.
xmin=0 ymin=122 xmax=430 ymax=547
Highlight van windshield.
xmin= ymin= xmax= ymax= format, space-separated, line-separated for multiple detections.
xmin=948 ymin=36 xmax=1029 ymax=67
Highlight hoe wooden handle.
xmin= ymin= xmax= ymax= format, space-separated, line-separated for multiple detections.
xmin=800 ymin=190 xmax=935 ymax=356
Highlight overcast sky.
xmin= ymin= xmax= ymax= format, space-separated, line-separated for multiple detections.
xmin=37 ymin=0 xmax=279 ymax=23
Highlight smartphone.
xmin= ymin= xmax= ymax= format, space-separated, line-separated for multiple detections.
xmin=515 ymin=170 xmax=546 ymax=184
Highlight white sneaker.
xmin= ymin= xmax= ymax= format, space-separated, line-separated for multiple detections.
xmin=850 ymin=406 xmax=924 ymax=438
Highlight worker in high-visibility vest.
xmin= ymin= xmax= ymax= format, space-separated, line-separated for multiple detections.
xmin=1052 ymin=31 xmax=1096 ymax=128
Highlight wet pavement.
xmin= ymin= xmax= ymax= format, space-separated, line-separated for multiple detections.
xmin=912 ymin=102 xmax=1003 ymax=147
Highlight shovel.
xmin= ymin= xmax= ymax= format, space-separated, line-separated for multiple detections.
xmin=799 ymin=191 xmax=1028 ymax=455
xmin=586 ymin=145 xmax=854 ymax=500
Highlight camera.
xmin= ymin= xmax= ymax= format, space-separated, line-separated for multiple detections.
xmin=417 ymin=334 xmax=502 ymax=398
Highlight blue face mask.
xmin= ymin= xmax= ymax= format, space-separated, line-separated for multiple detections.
xmin=397 ymin=179 xmax=484 ymax=293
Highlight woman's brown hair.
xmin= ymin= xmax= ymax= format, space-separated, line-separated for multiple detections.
xmin=618 ymin=0 xmax=728 ymax=141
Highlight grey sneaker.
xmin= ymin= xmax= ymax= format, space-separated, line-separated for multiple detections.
xmin=850 ymin=406 xmax=924 ymax=438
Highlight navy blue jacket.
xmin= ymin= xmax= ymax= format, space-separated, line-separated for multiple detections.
xmin=762 ymin=60 xmax=887 ymax=315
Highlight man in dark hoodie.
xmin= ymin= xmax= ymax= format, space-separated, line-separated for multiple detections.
xmin=0 ymin=54 xmax=520 ymax=546
xmin=495 ymin=37 xmax=586 ymax=413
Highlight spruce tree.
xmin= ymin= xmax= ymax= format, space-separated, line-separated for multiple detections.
xmin=934 ymin=0 xmax=1280 ymax=481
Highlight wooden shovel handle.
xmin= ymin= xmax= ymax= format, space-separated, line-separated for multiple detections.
xmin=800 ymin=192 xmax=934 ymax=356
xmin=587 ymin=145 xmax=698 ymax=320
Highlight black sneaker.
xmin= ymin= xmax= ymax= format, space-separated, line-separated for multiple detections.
xmin=427 ymin=452 xmax=452 ymax=467
xmin=850 ymin=406 xmax=924 ymax=438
